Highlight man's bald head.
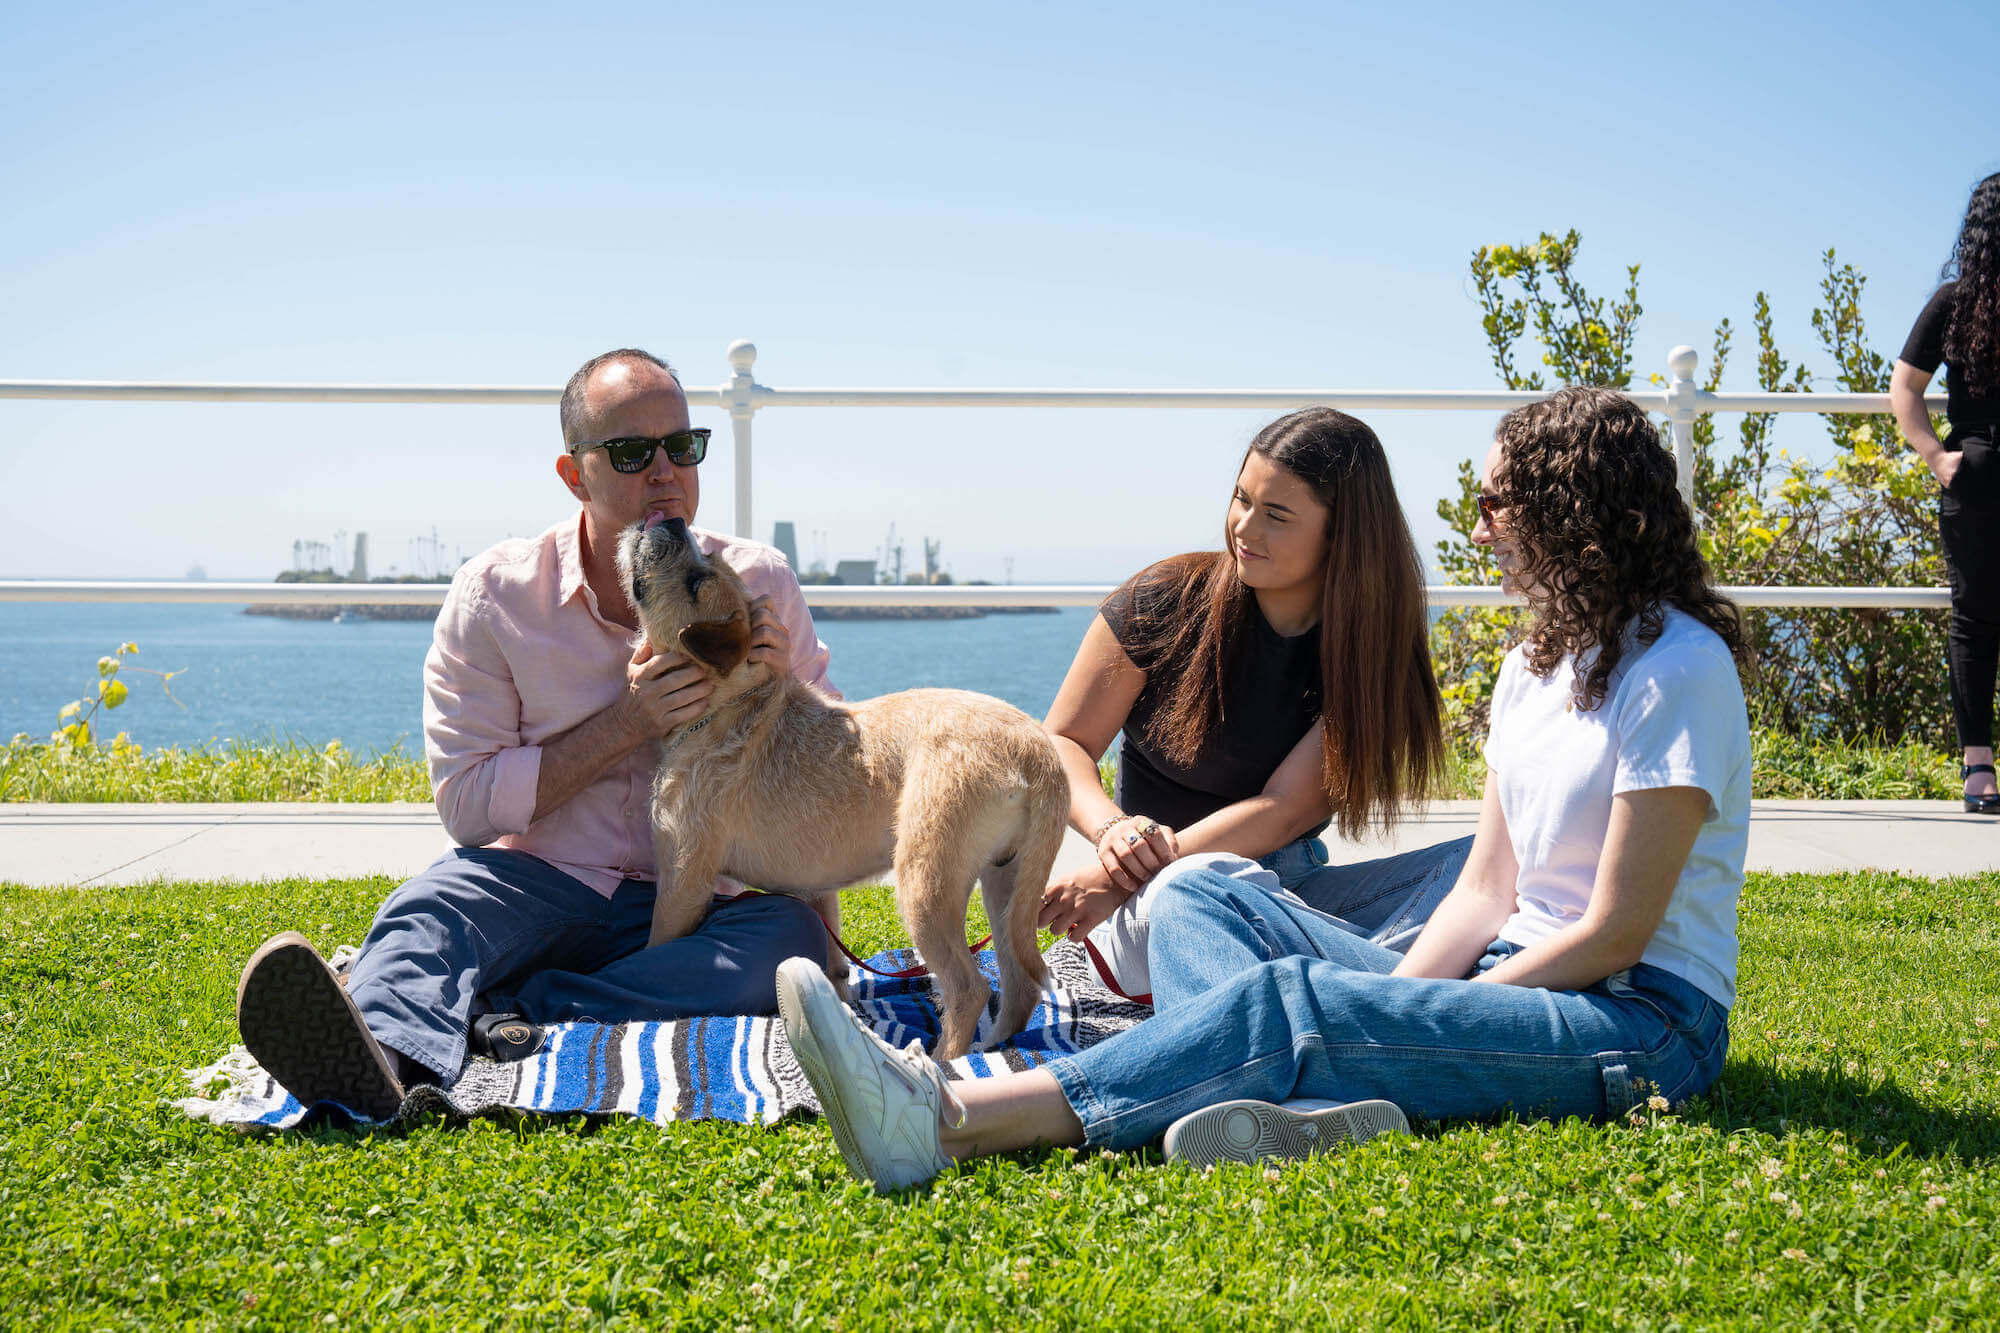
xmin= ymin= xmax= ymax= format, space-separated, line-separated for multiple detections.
xmin=559 ymin=348 xmax=680 ymax=448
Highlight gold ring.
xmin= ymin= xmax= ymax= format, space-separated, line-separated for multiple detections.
xmin=1133 ymin=817 xmax=1159 ymax=837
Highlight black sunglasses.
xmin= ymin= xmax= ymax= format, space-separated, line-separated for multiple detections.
xmin=1475 ymin=490 xmax=1514 ymax=523
xmin=571 ymin=428 xmax=710 ymax=473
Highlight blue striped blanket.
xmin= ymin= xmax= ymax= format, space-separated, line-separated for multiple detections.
xmin=175 ymin=939 xmax=1148 ymax=1131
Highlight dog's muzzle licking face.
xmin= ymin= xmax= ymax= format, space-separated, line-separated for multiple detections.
xmin=617 ymin=514 xmax=754 ymax=678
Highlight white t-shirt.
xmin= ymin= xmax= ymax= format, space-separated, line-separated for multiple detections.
xmin=1480 ymin=607 xmax=1750 ymax=1007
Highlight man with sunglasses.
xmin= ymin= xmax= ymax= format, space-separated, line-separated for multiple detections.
xmin=233 ymin=347 xmax=839 ymax=1119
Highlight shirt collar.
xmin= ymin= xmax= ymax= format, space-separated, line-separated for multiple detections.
xmin=555 ymin=511 xmax=593 ymax=610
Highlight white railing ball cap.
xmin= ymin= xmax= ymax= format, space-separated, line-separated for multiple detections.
xmin=1668 ymin=345 xmax=1699 ymax=382
xmin=727 ymin=340 xmax=758 ymax=375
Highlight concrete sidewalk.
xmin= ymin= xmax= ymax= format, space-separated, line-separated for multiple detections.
xmin=3 ymin=800 xmax=1997 ymax=888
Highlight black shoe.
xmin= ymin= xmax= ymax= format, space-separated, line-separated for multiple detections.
xmin=1962 ymin=764 xmax=2000 ymax=815
xmin=236 ymin=931 xmax=406 ymax=1120
xmin=469 ymin=1012 xmax=545 ymax=1063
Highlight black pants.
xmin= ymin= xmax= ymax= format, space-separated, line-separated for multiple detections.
xmin=1940 ymin=438 xmax=2000 ymax=748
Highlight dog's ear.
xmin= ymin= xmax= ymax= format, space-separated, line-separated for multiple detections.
xmin=678 ymin=612 xmax=752 ymax=676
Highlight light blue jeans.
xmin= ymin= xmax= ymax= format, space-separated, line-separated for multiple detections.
xmin=1259 ymin=834 xmax=1471 ymax=953
xmin=1044 ymin=854 xmax=1730 ymax=1148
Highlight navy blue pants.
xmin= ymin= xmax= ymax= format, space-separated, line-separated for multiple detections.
xmin=345 ymin=847 xmax=828 ymax=1083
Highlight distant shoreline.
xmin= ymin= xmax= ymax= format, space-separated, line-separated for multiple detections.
xmin=812 ymin=605 xmax=1059 ymax=621
xmin=242 ymin=604 xmax=437 ymax=621
xmin=243 ymin=603 xmax=1061 ymax=622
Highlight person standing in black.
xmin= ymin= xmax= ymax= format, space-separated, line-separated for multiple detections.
xmin=1893 ymin=171 xmax=2000 ymax=813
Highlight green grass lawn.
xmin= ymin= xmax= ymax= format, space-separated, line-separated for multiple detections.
xmin=5 ymin=872 xmax=1998 ymax=1329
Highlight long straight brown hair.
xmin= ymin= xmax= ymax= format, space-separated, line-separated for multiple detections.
xmin=1117 ymin=408 xmax=1444 ymax=838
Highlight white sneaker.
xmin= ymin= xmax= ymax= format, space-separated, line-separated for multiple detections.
xmin=1163 ymin=1097 xmax=1409 ymax=1168
xmin=775 ymin=957 xmax=959 ymax=1193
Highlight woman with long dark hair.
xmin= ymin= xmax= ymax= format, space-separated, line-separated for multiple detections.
xmin=1033 ymin=407 xmax=1455 ymax=997
xmin=773 ymin=387 xmax=1753 ymax=1189
xmin=1892 ymin=171 xmax=2000 ymax=813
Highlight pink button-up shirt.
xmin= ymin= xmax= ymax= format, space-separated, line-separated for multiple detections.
xmin=421 ymin=513 xmax=837 ymax=898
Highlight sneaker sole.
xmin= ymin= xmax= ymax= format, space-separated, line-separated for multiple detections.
xmin=775 ymin=960 xmax=875 ymax=1189
xmin=1164 ymin=1098 xmax=1409 ymax=1168
xmin=236 ymin=931 xmax=404 ymax=1121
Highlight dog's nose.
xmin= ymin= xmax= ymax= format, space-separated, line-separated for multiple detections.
xmin=644 ymin=514 xmax=689 ymax=547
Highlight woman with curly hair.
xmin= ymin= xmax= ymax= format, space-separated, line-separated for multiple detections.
xmin=1035 ymin=407 xmax=1456 ymax=1000
xmin=768 ymin=387 xmax=1754 ymax=1190
xmin=1892 ymin=172 xmax=2000 ymax=813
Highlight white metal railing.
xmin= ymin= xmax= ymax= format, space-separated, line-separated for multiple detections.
xmin=0 ymin=341 xmax=1951 ymax=609
xmin=0 ymin=581 xmax=1952 ymax=610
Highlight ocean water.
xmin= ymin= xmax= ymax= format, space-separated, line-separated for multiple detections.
xmin=0 ymin=603 xmax=1099 ymax=756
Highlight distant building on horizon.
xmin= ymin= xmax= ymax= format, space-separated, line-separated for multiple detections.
xmin=834 ymin=559 xmax=876 ymax=587
xmin=351 ymin=532 xmax=369 ymax=581
xmin=772 ymin=521 xmax=798 ymax=571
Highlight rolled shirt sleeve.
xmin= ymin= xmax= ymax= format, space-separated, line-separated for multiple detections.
xmin=423 ymin=576 xmax=544 ymax=845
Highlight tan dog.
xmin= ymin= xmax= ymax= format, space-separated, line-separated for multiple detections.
xmin=617 ymin=515 xmax=1064 ymax=1058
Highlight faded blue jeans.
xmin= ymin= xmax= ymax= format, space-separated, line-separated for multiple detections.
xmin=1045 ymin=854 xmax=1730 ymax=1148
xmin=1260 ymin=834 xmax=1470 ymax=952
xmin=1084 ymin=836 xmax=1470 ymax=999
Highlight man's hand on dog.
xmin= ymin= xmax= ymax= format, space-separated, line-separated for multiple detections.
xmin=744 ymin=595 xmax=791 ymax=668
xmin=620 ymin=640 xmax=716 ymax=736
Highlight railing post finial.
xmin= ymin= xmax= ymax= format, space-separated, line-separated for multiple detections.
xmin=1665 ymin=345 xmax=1700 ymax=508
xmin=725 ymin=340 xmax=759 ymax=539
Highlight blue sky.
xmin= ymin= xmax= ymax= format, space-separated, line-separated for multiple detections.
xmin=3 ymin=0 xmax=1996 ymax=582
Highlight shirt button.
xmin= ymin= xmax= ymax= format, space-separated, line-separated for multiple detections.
xmin=622 ymin=808 xmax=633 ymax=818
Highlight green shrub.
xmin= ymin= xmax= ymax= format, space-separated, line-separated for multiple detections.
xmin=1437 ymin=232 xmax=1951 ymax=746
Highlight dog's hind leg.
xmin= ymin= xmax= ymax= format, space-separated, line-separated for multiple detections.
xmin=892 ymin=782 xmax=989 ymax=1061
xmin=980 ymin=799 xmax=1062 ymax=1046
xmin=808 ymin=890 xmax=851 ymax=1001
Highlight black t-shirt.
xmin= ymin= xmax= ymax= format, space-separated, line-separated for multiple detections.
xmin=1902 ymin=281 xmax=2000 ymax=445
xmin=1100 ymin=563 xmax=1323 ymax=836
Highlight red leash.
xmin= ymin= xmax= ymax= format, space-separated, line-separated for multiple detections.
xmin=1082 ymin=937 xmax=1153 ymax=1005
xmin=735 ymin=887 xmax=989 ymax=978
xmin=741 ymin=890 xmax=1154 ymax=1000
xmin=826 ymin=926 xmax=993 ymax=978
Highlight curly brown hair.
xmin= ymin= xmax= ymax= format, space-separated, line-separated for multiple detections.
xmin=1493 ymin=387 xmax=1747 ymax=710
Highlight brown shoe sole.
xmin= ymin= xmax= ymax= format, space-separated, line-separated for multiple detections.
xmin=236 ymin=931 xmax=405 ymax=1121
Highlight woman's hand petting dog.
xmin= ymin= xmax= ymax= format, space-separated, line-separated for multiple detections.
xmin=619 ymin=641 xmax=717 ymax=738
xmin=1037 ymin=860 xmax=1133 ymax=941
xmin=744 ymin=595 xmax=791 ymax=668
xmin=1040 ymin=815 xmax=1182 ymax=937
